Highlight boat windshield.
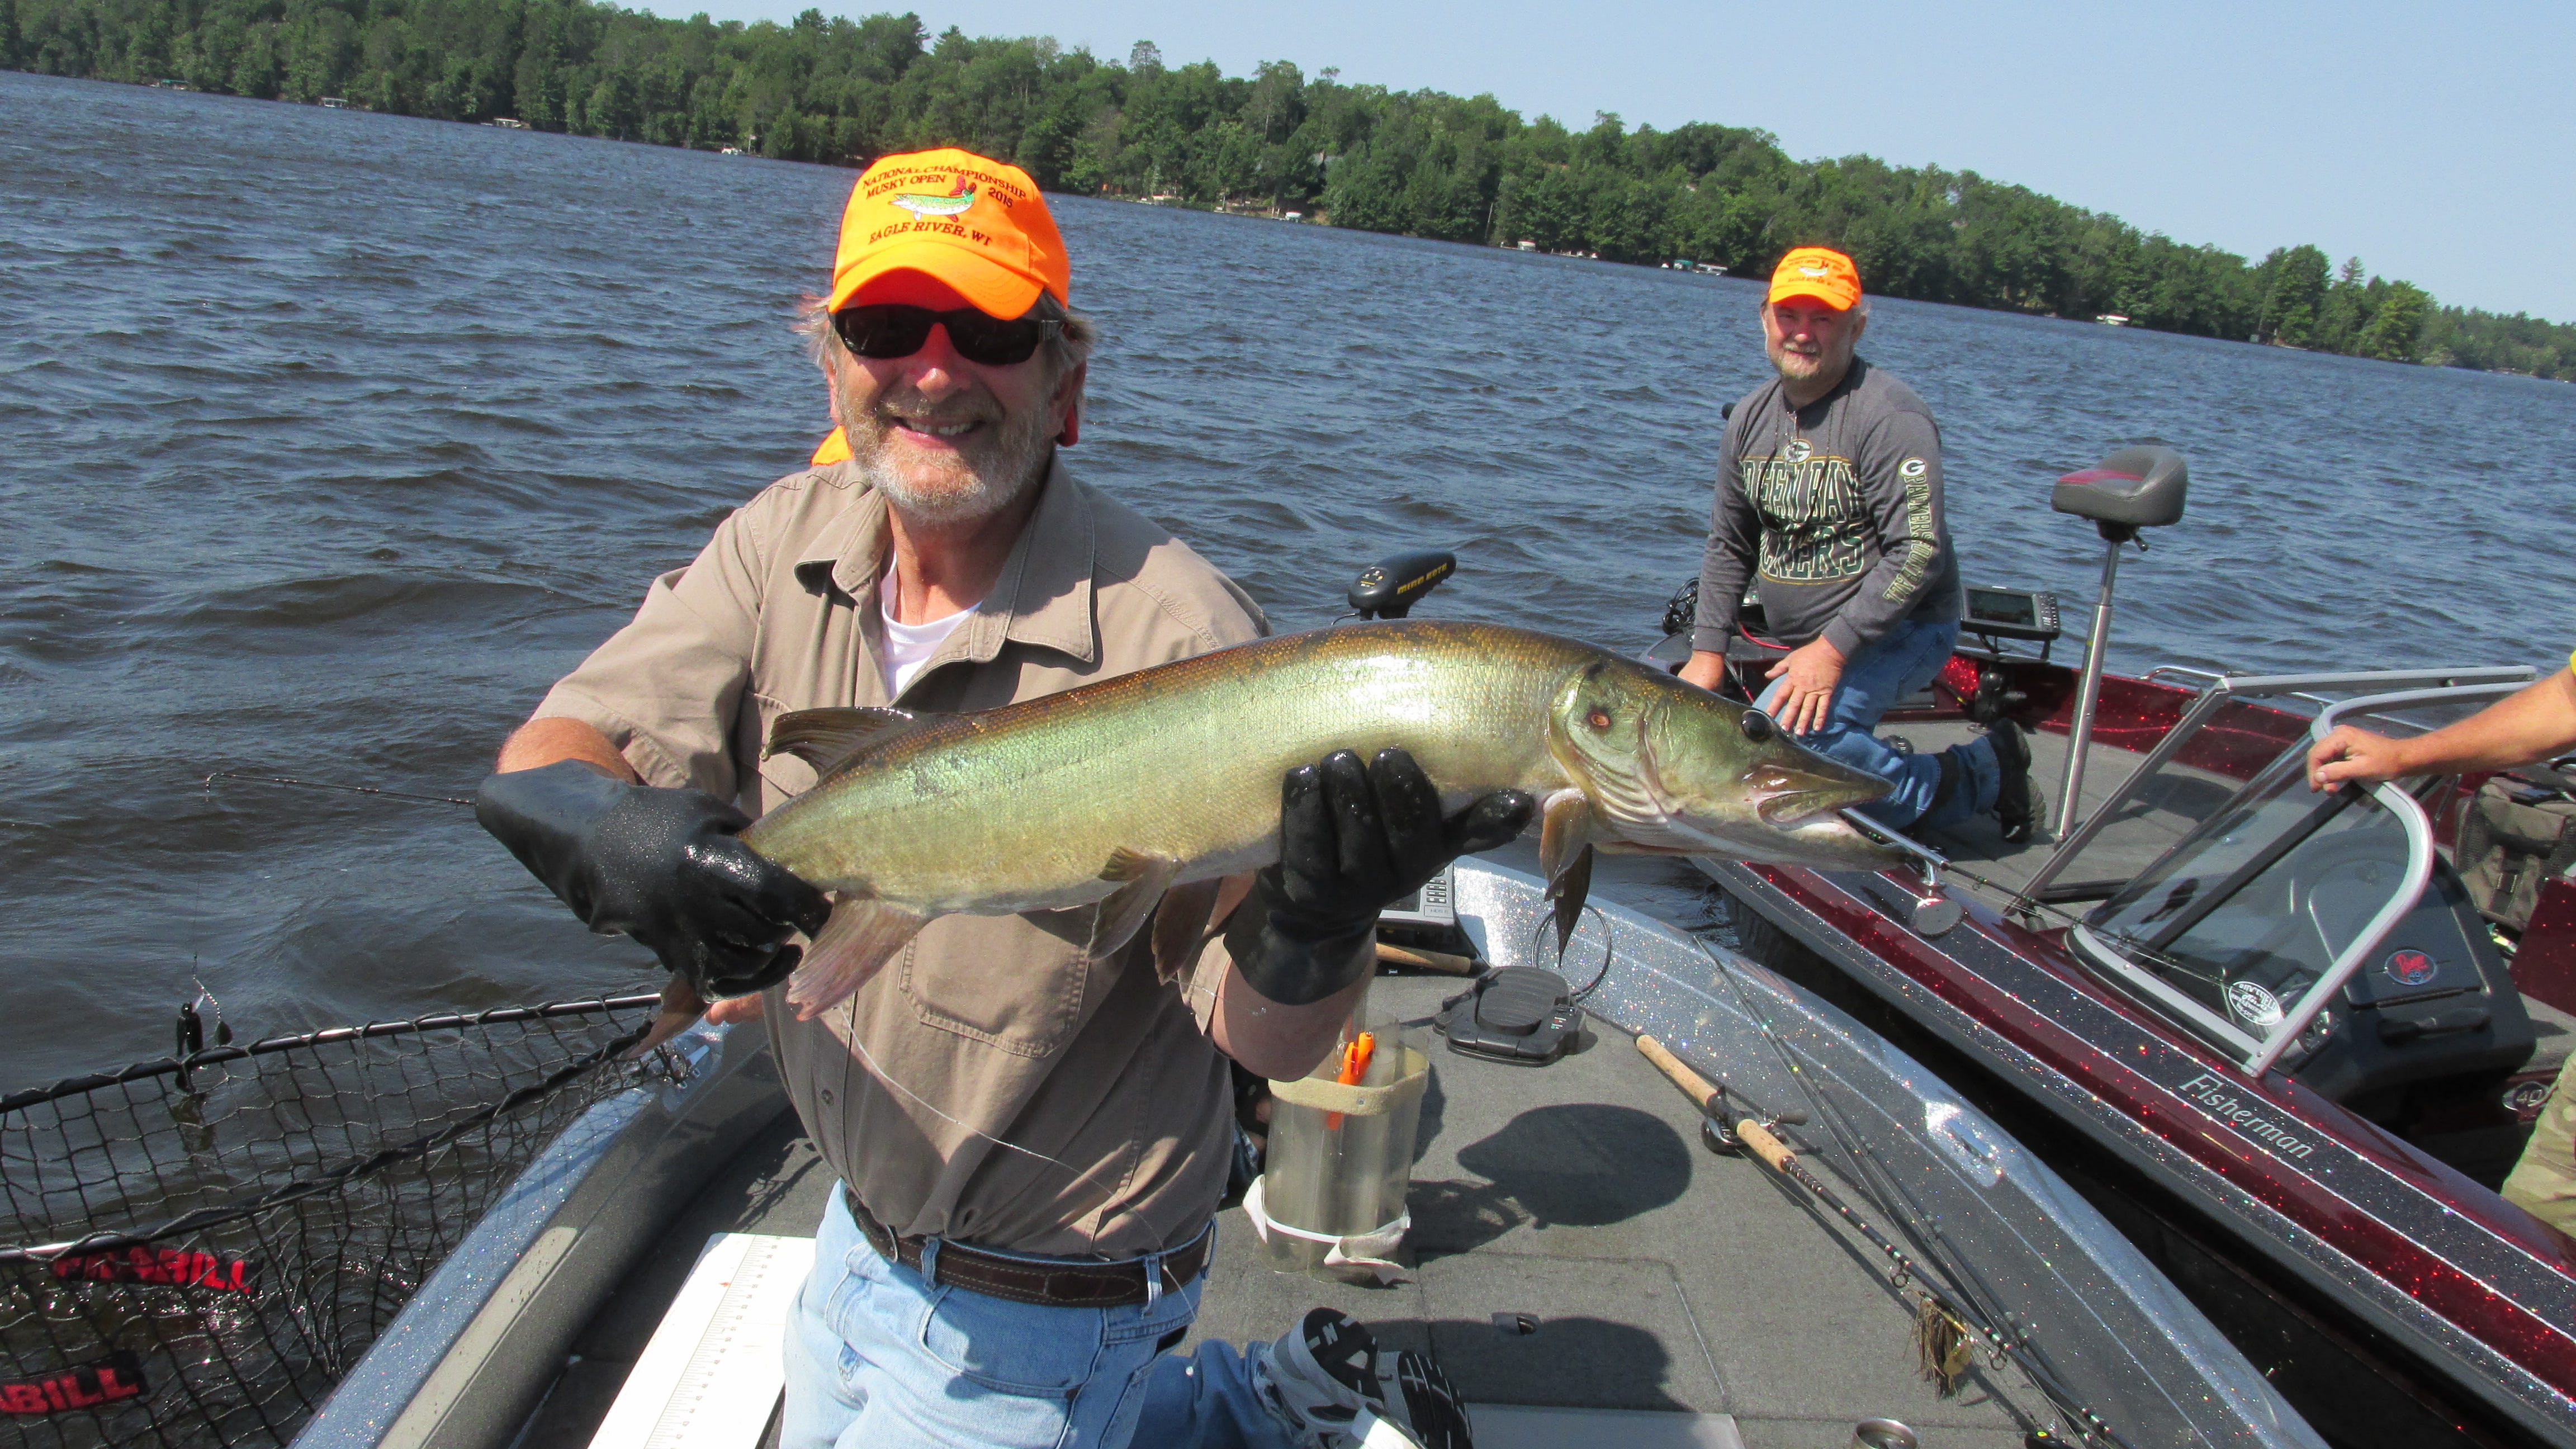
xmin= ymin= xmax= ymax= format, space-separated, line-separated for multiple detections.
xmin=2058 ymin=678 xmax=2528 ymax=1069
xmin=2081 ymin=746 xmax=2407 ymax=1043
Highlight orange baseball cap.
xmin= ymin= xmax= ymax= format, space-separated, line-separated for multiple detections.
xmin=1767 ymin=247 xmax=1863 ymax=311
xmin=827 ymin=148 xmax=1069 ymax=318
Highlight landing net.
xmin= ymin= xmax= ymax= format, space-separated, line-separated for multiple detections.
xmin=0 ymin=994 xmax=662 ymax=1447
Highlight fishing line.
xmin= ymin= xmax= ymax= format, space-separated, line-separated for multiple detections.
xmin=207 ymin=764 xmax=1095 ymax=1181
xmin=203 ymin=771 xmax=473 ymax=808
xmin=837 ymin=997 xmax=1086 ymax=1180
xmin=1529 ymin=899 xmax=1616 ymax=1000
xmin=1694 ymin=933 xmax=2129 ymax=1447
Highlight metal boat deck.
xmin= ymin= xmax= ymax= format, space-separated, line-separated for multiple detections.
xmin=512 ymin=968 xmax=2045 ymax=1447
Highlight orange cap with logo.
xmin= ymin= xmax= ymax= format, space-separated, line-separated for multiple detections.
xmin=826 ymin=148 xmax=1069 ymax=319
xmin=1767 ymin=247 xmax=1863 ymax=311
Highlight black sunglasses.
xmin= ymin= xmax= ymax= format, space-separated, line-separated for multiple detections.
xmin=831 ymin=304 xmax=1059 ymax=366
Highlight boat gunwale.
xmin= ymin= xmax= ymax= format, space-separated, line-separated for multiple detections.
xmin=1705 ymin=851 xmax=2576 ymax=1442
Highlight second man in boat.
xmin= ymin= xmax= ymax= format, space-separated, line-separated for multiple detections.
xmin=1677 ymin=246 xmax=2038 ymax=842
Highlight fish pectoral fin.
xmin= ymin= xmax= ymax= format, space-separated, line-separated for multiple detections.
xmin=1547 ymin=844 xmax=1595 ymax=955
xmin=1538 ymin=789 xmax=1597 ymax=882
xmin=1538 ymin=790 xmax=1598 ymax=955
xmin=765 ymin=707 xmax=945 ymax=781
xmin=1089 ymin=851 xmax=1181 ymax=964
xmin=1150 ymin=878 xmax=1225 ymax=984
xmin=785 ymin=897 xmax=931 ymax=1019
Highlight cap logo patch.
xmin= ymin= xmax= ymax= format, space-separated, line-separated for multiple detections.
xmin=891 ymin=178 xmax=978 ymax=219
xmin=1899 ymin=457 xmax=1928 ymax=479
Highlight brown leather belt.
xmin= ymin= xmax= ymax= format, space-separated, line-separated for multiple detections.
xmin=841 ymin=1185 xmax=1212 ymax=1309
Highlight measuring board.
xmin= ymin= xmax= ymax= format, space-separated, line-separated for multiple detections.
xmin=587 ymin=1232 xmax=817 ymax=1449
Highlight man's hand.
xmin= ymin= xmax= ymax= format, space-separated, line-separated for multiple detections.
xmin=630 ymin=977 xmax=768 ymax=1057
xmin=1764 ymin=636 xmax=1847 ymax=737
xmin=2307 ymin=726 xmax=2415 ymax=792
xmin=475 ymin=760 xmax=831 ymax=1002
xmin=1676 ymin=650 xmax=1728 ymax=694
xmin=2307 ymin=671 xmax=2576 ymax=792
xmin=1227 ymin=749 xmax=1534 ymax=1007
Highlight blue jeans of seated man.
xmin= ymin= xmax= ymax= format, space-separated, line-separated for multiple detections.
xmin=782 ymin=1184 xmax=1299 ymax=1449
xmin=1755 ymin=617 xmax=1997 ymax=832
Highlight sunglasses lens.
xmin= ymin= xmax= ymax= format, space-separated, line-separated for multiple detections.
xmin=834 ymin=306 xmax=1050 ymax=365
xmin=836 ymin=306 xmax=936 ymax=359
xmin=943 ymin=313 xmax=1046 ymax=366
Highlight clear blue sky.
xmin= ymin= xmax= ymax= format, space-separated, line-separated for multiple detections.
xmin=651 ymin=0 xmax=2576 ymax=323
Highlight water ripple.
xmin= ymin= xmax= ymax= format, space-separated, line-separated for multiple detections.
xmin=4 ymin=68 xmax=2573 ymax=1082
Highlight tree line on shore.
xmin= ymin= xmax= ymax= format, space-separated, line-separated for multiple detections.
xmin=11 ymin=0 xmax=2573 ymax=380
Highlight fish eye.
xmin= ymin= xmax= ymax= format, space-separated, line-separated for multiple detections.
xmin=1741 ymin=711 xmax=1776 ymax=743
xmin=1586 ymin=707 xmax=1613 ymax=732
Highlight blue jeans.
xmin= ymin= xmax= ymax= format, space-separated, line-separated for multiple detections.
xmin=782 ymin=1186 xmax=1297 ymax=1449
xmin=1755 ymin=617 xmax=1996 ymax=832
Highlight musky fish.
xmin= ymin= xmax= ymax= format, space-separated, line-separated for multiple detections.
xmin=744 ymin=620 xmax=1907 ymax=1015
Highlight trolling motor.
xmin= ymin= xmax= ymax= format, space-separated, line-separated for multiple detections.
xmin=1348 ymin=549 xmax=1457 ymax=620
xmin=2047 ymin=447 xmax=2188 ymax=841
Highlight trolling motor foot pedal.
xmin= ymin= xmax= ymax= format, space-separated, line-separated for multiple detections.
xmin=1436 ymin=968 xmax=1581 ymax=1066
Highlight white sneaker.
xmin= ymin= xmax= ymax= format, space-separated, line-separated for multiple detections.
xmin=1257 ymin=1308 xmax=1474 ymax=1449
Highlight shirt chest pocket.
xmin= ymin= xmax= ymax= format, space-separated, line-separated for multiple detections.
xmin=750 ymin=692 xmax=820 ymax=811
xmin=901 ymin=910 xmax=1098 ymax=1059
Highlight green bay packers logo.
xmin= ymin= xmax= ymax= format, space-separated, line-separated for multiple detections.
xmin=1900 ymin=457 xmax=1928 ymax=479
xmin=892 ymin=178 xmax=978 ymax=217
xmin=1783 ymin=438 xmax=1813 ymax=465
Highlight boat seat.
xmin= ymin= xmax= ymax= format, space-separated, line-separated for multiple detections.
xmin=2051 ymin=445 xmax=2187 ymax=530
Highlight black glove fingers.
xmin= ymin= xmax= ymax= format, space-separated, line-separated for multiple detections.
xmin=692 ymin=835 xmax=833 ymax=937
xmin=1367 ymin=747 xmax=1447 ymax=889
xmin=1275 ymin=763 xmax=1335 ymax=913
xmin=705 ymin=943 xmax=802 ymax=1000
xmin=1447 ymin=789 xmax=1539 ymax=857
xmin=1318 ymin=749 xmax=1391 ymax=887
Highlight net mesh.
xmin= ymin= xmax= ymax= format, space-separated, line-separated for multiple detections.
xmin=0 ymin=995 xmax=664 ymax=1447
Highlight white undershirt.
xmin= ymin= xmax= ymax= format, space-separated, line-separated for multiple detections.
xmin=878 ymin=569 xmax=970 ymax=699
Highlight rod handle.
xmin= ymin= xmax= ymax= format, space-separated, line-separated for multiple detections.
xmin=1375 ymin=941 xmax=1480 ymax=975
xmin=1734 ymin=1116 xmax=1797 ymax=1173
xmin=1634 ymin=1034 xmax=1718 ymax=1112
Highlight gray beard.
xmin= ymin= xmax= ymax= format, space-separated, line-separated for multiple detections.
xmin=851 ymin=406 xmax=1055 ymax=528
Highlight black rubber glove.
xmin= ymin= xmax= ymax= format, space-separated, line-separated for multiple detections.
xmin=475 ymin=760 xmax=831 ymax=1001
xmin=1227 ymin=748 xmax=1536 ymax=1006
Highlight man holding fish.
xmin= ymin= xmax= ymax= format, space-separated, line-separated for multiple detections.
xmin=473 ymin=149 xmax=1908 ymax=1449
xmin=471 ymin=148 xmax=1518 ymax=1449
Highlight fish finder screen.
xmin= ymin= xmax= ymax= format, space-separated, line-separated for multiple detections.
xmin=1967 ymin=588 xmax=2034 ymax=626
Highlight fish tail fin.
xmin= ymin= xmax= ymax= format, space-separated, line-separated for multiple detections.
xmin=787 ymin=897 xmax=931 ymax=1019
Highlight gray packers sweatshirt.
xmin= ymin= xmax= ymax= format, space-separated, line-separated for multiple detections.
xmin=1689 ymin=357 xmax=1961 ymax=660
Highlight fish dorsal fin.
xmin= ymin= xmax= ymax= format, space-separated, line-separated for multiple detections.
xmin=765 ymin=707 xmax=943 ymax=781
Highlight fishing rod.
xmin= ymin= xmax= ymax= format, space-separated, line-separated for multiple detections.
xmin=1668 ymin=935 xmax=2130 ymax=1449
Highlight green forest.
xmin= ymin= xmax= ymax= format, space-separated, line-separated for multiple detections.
xmin=11 ymin=0 xmax=2574 ymax=380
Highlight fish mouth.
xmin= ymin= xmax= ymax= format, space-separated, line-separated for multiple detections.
xmin=1756 ymin=780 xmax=1888 ymax=827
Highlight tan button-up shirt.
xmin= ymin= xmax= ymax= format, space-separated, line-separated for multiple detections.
xmin=534 ymin=455 xmax=1266 ymax=1256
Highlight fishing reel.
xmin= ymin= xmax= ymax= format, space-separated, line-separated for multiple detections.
xmin=1696 ymin=1082 xmax=1807 ymax=1157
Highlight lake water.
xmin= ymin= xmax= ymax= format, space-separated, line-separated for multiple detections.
xmin=6 ymin=69 xmax=2572 ymax=1086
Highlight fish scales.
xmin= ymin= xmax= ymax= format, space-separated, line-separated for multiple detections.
xmin=739 ymin=619 xmax=1906 ymax=1015
xmin=741 ymin=621 xmax=1587 ymax=913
